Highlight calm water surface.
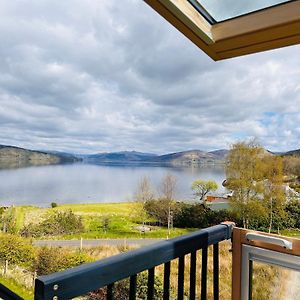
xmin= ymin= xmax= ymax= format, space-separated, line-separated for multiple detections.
xmin=0 ymin=164 xmax=226 ymax=206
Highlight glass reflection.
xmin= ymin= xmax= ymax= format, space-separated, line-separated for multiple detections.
xmin=195 ymin=0 xmax=291 ymax=22
xmin=251 ymin=261 xmax=300 ymax=300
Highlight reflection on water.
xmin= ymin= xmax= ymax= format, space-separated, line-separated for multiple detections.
xmin=0 ymin=163 xmax=226 ymax=206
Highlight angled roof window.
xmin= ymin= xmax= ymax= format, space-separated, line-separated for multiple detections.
xmin=145 ymin=0 xmax=300 ymax=60
xmin=189 ymin=0 xmax=292 ymax=23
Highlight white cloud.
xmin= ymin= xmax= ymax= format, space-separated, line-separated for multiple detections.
xmin=0 ymin=0 xmax=299 ymax=153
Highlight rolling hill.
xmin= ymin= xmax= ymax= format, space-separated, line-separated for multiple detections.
xmin=86 ymin=151 xmax=157 ymax=163
xmin=149 ymin=150 xmax=228 ymax=165
xmin=283 ymin=149 xmax=300 ymax=156
xmin=0 ymin=145 xmax=79 ymax=169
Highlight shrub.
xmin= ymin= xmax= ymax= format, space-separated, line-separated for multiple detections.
xmin=136 ymin=272 xmax=163 ymax=300
xmin=51 ymin=202 xmax=58 ymax=208
xmin=173 ymin=203 xmax=210 ymax=228
xmin=0 ymin=234 xmax=35 ymax=267
xmin=102 ymin=216 xmax=110 ymax=233
xmin=285 ymin=199 xmax=300 ymax=228
xmin=86 ymin=272 xmax=163 ymax=300
xmin=144 ymin=199 xmax=182 ymax=226
xmin=34 ymin=247 xmax=93 ymax=276
xmin=21 ymin=210 xmax=84 ymax=237
xmin=172 ymin=202 xmax=241 ymax=229
xmin=206 ymin=209 xmax=241 ymax=227
xmin=0 ymin=207 xmax=18 ymax=234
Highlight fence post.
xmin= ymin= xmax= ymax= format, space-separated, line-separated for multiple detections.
xmin=33 ymin=271 xmax=37 ymax=288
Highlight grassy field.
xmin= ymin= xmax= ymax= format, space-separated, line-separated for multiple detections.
xmin=280 ymin=228 xmax=300 ymax=238
xmin=13 ymin=203 xmax=300 ymax=240
xmin=16 ymin=202 xmax=195 ymax=239
xmin=0 ymin=276 xmax=33 ymax=300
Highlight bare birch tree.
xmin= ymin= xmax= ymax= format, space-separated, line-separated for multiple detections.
xmin=134 ymin=176 xmax=154 ymax=226
xmin=160 ymin=173 xmax=177 ymax=236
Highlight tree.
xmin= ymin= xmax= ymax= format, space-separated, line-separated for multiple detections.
xmin=225 ymin=140 xmax=267 ymax=229
xmin=261 ymin=155 xmax=285 ymax=233
xmin=160 ymin=173 xmax=177 ymax=236
xmin=160 ymin=173 xmax=177 ymax=201
xmin=135 ymin=176 xmax=154 ymax=203
xmin=285 ymin=199 xmax=300 ymax=228
xmin=283 ymin=155 xmax=300 ymax=178
xmin=191 ymin=179 xmax=218 ymax=206
xmin=134 ymin=176 xmax=154 ymax=226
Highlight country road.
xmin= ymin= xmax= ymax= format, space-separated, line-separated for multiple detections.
xmin=33 ymin=238 xmax=164 ymax=248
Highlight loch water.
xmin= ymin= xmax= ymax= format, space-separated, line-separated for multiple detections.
xmin=0 ymin=163 xmax=226 ymax=206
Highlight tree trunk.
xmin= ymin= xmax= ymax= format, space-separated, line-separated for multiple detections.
xmin=167 ymin=206 xmax=171 ymax=237
xmin=268 ymin=198 xmax=273 ymax=234
xmin=243 ymin=216 xmax=246 ymax=229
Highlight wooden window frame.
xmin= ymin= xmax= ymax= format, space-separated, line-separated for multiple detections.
xmin=145 ymin=0 xmax=300 ymax=60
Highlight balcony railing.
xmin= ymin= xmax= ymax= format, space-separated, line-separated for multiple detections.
xmin=35 ymin=224 xmax=232 ymax=299
xmin=0 ymin=224 xmax=233 ymax=300
xmin=0 ymin=283 xmax=24 ymax=300
xmin=2 ymin=222 xmax=299 ymax=300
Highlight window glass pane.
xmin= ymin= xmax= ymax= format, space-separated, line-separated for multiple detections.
xmin=194 ymin=0 xmax=291 ymax=22
xmin=251 ymin=261 xmax=300 ymax=300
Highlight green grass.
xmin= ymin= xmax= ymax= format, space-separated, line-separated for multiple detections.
xmin=280 ymin=228 xmax=300 ymax=238
xmin=55 ymin=202 xmax=137 ymax=214
xmin=16 ymin=202 xmax=196 ymax=239
xmin=0 ymin=276 xmax=33 ymax=300
xmin=14 ymin=206 xmax=35 ymax=231
xmin=58 ymin=203 xmax=194 ymax=239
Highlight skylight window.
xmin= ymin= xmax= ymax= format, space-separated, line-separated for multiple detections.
xmin=145 ymin=0 xmax=300 ymax=60
xmin=188 ymin=0 xmax=292 ymax=23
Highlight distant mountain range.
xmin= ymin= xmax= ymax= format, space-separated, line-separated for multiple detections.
xmin=0 ymin=144 xmax=299 ymax=169
xmin=85 ymin=149 xmax=230 ymax=165
xmin=283 ymin=149 xmax=300 ymax=156
xmin=87 ymin=151 xmax=158 ymax=163
xmin=0 ymin=145 xmax=79 ymax=169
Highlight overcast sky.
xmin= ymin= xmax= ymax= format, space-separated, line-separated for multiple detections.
xmin=0 ymin=0 xmax=299 ymax=154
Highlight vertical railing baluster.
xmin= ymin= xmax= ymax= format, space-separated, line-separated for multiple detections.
xmin=190 ymin=251 xmax=197 ymax=300
xmin=107 ymin=283 xmax=114 ymax=300
xmin=178 ymin=255 xmax=185 ymax=300
xmin=163 ymin=262 xmax=171 ymax=300
xmin=213 ymin=243 xmax=219 ymax=300
xmin=148 ymin=267 xmax=155 ymax=300
xmin=129 ymin=274 xmax=137 ymax=300
xmin=201 ymin=246 xmax=208 ymax=300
